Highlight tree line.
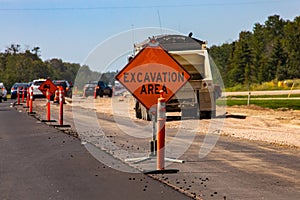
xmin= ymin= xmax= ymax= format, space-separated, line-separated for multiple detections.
xmin=209 ymin=15 xmax=300 ymax=88
xmin=0 ymin=45 xmax=82 ymax=90
xmin=0 ymin=44 xmax=117 ymax=91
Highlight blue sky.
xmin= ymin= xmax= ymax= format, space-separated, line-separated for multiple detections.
xmin=0 ymin=0 xmax=299 ymax=67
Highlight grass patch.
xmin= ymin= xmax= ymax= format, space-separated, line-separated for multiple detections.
xmin=217 ymin=99 xmax=300 ymax=110
xmin=225 ymin=79 xmax=300 ymax=92
xmin=226 ymin=94 xmax=300 ymax=98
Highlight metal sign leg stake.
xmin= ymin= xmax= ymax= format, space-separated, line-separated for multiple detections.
xmin=124 ymin=107 xmax=157 ymax=164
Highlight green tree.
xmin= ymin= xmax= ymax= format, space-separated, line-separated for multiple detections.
xmin=0 ymin=45 xmax=81 ymax=89
xmin=209 ymin=14 xmax=300 ymax=88
xmin=283 ymin=16 xmax=300 ymax=78
xmin=251 ymin=23 xmax=268 ymax=83
xmin=229 ymin=31 xmax=253 ymax=86
xmin=209 ymin=43 xmax=234 ymax=87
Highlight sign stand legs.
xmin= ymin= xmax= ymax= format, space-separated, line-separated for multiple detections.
xmin=150 ymin=108 xmax=157 ymax=157
xmin=125 ymin=91 xmax=183 ymax=174
xmin=124 ymin=107 xmax=157 ymax=164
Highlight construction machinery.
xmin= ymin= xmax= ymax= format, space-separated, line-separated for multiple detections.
xmin=132 ymin=34 xmax=221 ymax=120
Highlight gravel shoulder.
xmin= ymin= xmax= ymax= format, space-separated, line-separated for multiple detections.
xmin=224 ymin=105 xmax=300 ymax=148
xmin=88 ymin=96 xmax=300 ymax=148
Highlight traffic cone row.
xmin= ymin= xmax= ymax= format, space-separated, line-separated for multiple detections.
xmin=16 ymin=87 xmax=28 ymax=105
xmin=16 ymin=86 xmax=67 ymax=125
xmin=53 ymin=86 xmax=65 ymax=104
xmin=54 ymin=89 xmax=59 ymax=103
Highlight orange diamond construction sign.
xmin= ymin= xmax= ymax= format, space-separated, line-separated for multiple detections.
xmin=38 ymin=79 xmax=57 ymax=96
xmin=116 ymin=44 xmax=191 ymax=110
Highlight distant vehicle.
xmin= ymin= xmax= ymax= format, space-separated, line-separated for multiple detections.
xmin=52 ymin=80 xmax=73 ymax=98
xmin=83 ymin=81 xmax=112 ymax=97
xmin=83 ymin=82 xmax=97 ymax=97
xmin=0 ymin=83 xmax=7 ymax=102
xmin=31 ymin=79 xmax=47 ymax=98
xmin=114 ymin=80 xmax=127 ymax=96
xmin=10 ymin=83 xmax=30 ymax=99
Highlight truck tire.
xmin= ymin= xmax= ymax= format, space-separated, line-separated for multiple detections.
xmin=135 ymin=102 xmax=142 ymax=119
xmin=200 ymin=111 xmax=216 ymax=119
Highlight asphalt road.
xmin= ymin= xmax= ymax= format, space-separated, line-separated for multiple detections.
xmin=0 ymin=100 xmax=191 ymax=200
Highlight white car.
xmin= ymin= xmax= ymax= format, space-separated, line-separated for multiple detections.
xmin=0 ymin=83 xmax=7 ymax=102
xmin=31 ymin=79 xmax=46 ymax=98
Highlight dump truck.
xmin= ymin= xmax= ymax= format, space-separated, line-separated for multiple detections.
xmin=132 ymin=34 xmax=221 ymax=120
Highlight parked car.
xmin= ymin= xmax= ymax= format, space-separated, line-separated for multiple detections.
xmin=0 ymin=83 xmax=7 ymax=102
xmin=52 ymin=80 xmax=73 ymax=98
xmin=31 ymin=79 xmax=46 ymax=98
xmin=83 ymin=82 xmax=97 ymax=97
xmin=83 ymin=81 xmax=112 ymax=97
xmin=10 ymin=82 xmax=30 ymax=99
